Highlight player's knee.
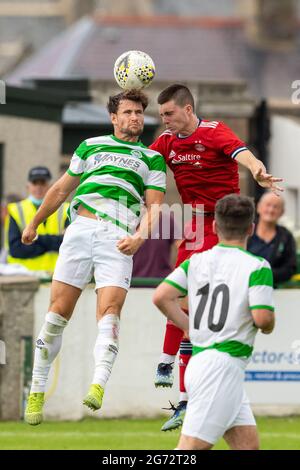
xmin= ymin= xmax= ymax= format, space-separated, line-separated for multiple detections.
xmin=247 ymin=438 xmax=260 ymax=450
xmin=238 ymin=442 xmax=259 ymax=450
xmin=101 ymin=304 xmax=122 ymax=316
xmin=178 ymin=434 xmax=212 ymax=450
xmin=48 ymin=300 xmax=70 ymax=318
xmin=232 ymin=437 xmax=260 ymax=450
xmin=48 ymin=300 xmax=60 ymax=314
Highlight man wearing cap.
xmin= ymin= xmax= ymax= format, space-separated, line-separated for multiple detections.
xmin=5 ymin=166 xmax=69 ymax=273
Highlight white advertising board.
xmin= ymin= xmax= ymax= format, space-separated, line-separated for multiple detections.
xmin=34 ymin=287 xmax=300 ymax=419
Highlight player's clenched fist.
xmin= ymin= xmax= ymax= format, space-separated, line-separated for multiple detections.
xmin=22 ymin=223 xmax=38 ymax=245
xmin=117 ymin=235 xmax=144 ymax=256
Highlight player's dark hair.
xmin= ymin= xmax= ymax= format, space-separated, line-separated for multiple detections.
xmin=157 ymin=84 xmax=195 ymax=111
xmin=215 ymin=194 xmax=255 ymax=239
xmin=107 ymin=89 xmax=148 ymax=114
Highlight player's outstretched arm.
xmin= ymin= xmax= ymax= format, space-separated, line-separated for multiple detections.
xmin=251 ymin=308 xmax=275 ymax=335
xmin=153 ymin=282 xmax=189 ymax=333
xmin=235 ymin=150 xmax=283 ymax=195
xmin=22 ymin=173 xmax=80 ymax=245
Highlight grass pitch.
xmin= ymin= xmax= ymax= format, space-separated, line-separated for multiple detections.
xmin=0 ymin=416 xmax=299 ymax=450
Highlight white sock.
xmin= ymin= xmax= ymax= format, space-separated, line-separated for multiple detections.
xmin=179 ymin=392 xmax=188 ymax=402
xmin=159 ymin=353 xmax=176 ymax=365
xmin=92 ymin=314 xmax=120 ymax=388
xmin=30 ymin=312 xmax=68 ymax=393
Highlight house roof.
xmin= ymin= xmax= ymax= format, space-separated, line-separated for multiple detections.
xmin=5 ymin=15 xmax=300 ymax=99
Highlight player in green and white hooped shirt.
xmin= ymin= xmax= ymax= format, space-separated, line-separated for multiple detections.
xmin=154 ymin=194 xmax=275 ymax=450
xmin=22 ymin=90 xmax=166 ymax=425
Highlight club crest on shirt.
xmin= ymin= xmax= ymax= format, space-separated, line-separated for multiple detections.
xmin=195 ymin=143 xmax=206 ymax=152
xmin=131 ymin=150 xmax=143 ymax=159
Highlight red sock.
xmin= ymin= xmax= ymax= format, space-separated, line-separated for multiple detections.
xmin=179 ymin=339 xmax=192 ymax=393
xmin=162 ymin=308 xmax=188 ymax=356
xmin=163 ymin=320 xmax=183 ymax=355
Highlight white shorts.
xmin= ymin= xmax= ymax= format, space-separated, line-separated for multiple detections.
xmin=53 ymin=215 xmax=133 ymax=290
xmin=182 ymin=349 xmax=256 ymax=445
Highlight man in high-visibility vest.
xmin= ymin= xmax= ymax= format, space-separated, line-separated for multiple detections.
xmin=6 ymin=166 xmax=69 ymax=273
xmin=1 ymin=193 xmax=22 ymax=263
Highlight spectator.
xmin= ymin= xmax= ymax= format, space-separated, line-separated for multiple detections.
xmin=247 ymin=192 xmax=297 ymax=287
xmin=0 ymin=194 xmax=22 ymax=263
xmin=5 ymin=166 xmax=69 ymax=273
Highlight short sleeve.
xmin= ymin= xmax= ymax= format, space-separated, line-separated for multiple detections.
xmin=67 ymin=141 xmax=86 ymax=177
xmin=213 ymin=122 xmax=248 ymax=160
xmin=248 ymin=260 xmax=275 ymax=311
xmin=149 ymin=134 xmax=167 ymax=156
xmin=145 ymin=153 xmax=167 ymax=192
xmin=163 ymin=259 xmax=190 ymax=295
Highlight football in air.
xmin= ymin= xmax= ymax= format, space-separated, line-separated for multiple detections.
xmin=114 ymin=50 xmax=155 ymax=90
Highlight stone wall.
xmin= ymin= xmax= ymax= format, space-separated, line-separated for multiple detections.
xmin=0 ymin=276 xmax=39 ymax=420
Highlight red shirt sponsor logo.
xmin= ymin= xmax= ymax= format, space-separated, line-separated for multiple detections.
xmin=170 ymin=153 xmax=202 ymax=165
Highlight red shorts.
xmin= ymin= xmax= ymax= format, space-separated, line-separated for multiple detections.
xmin=175 ymin=215 xmax=218 ymax=267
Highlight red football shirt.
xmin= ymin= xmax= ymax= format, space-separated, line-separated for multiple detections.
xmin=150 ymin=119 xmax=247 ymax=212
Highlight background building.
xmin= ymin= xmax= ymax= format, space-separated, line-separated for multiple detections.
xmin=0 ymin=0 xmax=96 ymax=75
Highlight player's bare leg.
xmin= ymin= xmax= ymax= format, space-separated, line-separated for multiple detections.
xmin=223 ymin=425 xmax=259 ymax=450
xmin=83 ymin=286 xmax=127 ymax=411
xmin=177 ymin=433 xmax=213 ymax=450
xmin=48 ymin=280 xmax=82 ymax=320
xmin=25 ymin=280 xmax=82 ymax=425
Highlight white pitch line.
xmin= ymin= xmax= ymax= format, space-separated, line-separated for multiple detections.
xmin=0 ymin=431 xmax=165 ymax=438
xmin=0 ymin=431 xmax=299 ymax=440
xmin=260 ymin=432 xmax=300 ymax=439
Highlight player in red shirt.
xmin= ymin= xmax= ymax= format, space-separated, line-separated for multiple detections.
xmin=150 ymin=84 xmax=282 ymax=432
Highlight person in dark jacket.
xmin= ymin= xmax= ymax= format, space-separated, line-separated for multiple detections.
xmin=247 ymin=192 xmax=297 ymax=287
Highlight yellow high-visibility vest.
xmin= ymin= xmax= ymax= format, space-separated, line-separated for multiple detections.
xmin=5 ymin=198 xmax=69 ymax=272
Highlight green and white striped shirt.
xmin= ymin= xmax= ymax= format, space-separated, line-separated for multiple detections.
xmin=67 ymin=135 xmax=166 ymax=233
xmin=164 ymin=244 xmax=274 ymax=363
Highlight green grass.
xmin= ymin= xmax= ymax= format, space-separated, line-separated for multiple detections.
xmin=0 ymin=416 xmax=299 ymax=450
